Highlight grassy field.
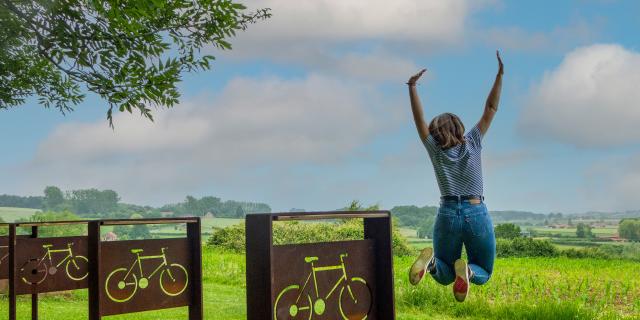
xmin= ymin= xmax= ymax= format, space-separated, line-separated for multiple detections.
xmin=399 ymin=227 xmax=431 ymax=249
xmin=530 ymin=227 xmax=619 ymax=237
xmin=0 ymin=207 xmax=40 ymax=222
xmin=400 ymin=224 xmax=628 ymax=252
xmin=1 ymin=247 xmax=638 ymax=320
xmin=150 ymin=217 xmax=243 ymax=237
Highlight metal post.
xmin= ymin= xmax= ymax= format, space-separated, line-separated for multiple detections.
xmin=246 ymin=214 xmax=273 ymax=320
xmin=8 ymin=224 xmax=16 ymax=320
xmin=187 ymin=218 xmax=203 ymax=320
xmin=88 ymin=221 xmax=101 ymax=320
xmin=364 ymin=216 xmax=396 ymax=319
xmin=31 ymin=226 xmax=38 ymax=320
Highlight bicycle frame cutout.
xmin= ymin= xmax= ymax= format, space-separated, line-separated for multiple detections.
xmin=274 ymin=253 xmax=372 ymax=320
xmin=105 ymin=247 xmax=189 ymax=303
xmin=20 ymin=242 xmax=89 ymax=285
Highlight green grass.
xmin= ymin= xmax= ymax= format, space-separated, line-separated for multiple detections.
xmin=0 ymin=207 xmax=40 ymax=223
xmin=2 ymin=247 xmax=638 ymax=319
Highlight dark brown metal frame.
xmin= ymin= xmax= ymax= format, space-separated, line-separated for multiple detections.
xmin=245 ymin=211 xmax=396 ymax=320
xmin=88 ymin=217 xmax=203 ymax=320
xmin=3 ymin=218 xmax=203 ymax=320
xmin=6 ymin=220 xmax=90 ymax=320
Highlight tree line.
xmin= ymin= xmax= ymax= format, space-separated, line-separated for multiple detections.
xmin=159 ymin=196 xmax=271 ymax=218
xmin=1 ymin=186 xmax=271 ymax=219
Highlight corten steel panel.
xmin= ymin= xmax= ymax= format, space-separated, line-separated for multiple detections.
xmin=14 ymin=236 xmax=89 ymax=295
xmin=1 ymin=235 xmax=33 ymax=281
xmin=100 ymin=238 xmax=192 ymax=316
xmin=0 ymin=236 xmax=8 ymax=280
xmin=271 ymin=239 xmax=377 ymax=320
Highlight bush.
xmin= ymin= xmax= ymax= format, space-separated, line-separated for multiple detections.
xmin=207 ymin=224 xmax=246 ymax=252
xmin=494 ymin=223 xmax=521 ymax=239
xmin=16 ymin=210 xmax=84 ymax=237
xmin=207 ymin=218 xmax=413 ymax=256
xmin=496 ymin=238 xmax=558 ymax=258
xmin=496 ymin=237 xmax=640 ymax=261
xmin=0 ymin=216 xmax=6 ymax=236
xmin=618 ymin=219 xmax=640 ymax=241
xmin=561 ymin=247 xmax=603 ymax=259
xmin=575 ymin=223 xmax=593 ymax=238
xmin=113 ymin=224 xmax=152 ymax=240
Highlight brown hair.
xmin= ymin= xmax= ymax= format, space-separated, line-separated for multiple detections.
xmin=429 ymin=113 xmax=465 ymax=149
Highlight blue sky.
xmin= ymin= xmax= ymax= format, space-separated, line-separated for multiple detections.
xmin=2 ymin=0 xmax=640 ymax=214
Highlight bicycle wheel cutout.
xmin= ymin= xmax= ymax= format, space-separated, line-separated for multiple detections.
xmin=66 ymin=255 xmax=89 ymax=281
xmin=105 ymin=268 xmax=138 ymax=303
xmin=274 ymin=285 xmax=313 ymax=320
xmin=20 ymin=259 xmax=47 ymax=285
xmin=338 ymin=277 xmax=372 ymax=320
xmin=159 ymin=263 xmax=189 ymax=296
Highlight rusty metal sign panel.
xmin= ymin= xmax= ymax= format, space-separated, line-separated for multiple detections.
xmin=14 ymin=236 xmax=89 ymax=295
xmin=0 ymin=236 xmax=8 ymax=280
xmin=100 ymin=238 xmax=192 ymax=316
xmin=271 ymin=239 xmax=377 ymax=320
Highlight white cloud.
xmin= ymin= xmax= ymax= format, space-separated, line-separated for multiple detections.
xmin=19 ymin=75 xmax=394 ymax=205
xmin=258 ymin=49 xmax=421 ymax=84
xmin=217 ymin=0 xmax=490 ymax=82
xmin=519 ymin=44 xmax=640 ymax=147
xmin=239 ymin=0 xmax=471 ymax=44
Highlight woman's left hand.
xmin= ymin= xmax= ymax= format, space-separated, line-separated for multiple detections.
xmin=407 ymin=68 xmax=427 ymax=86
xmin=496 ymin=50 xmax=504 ymax=75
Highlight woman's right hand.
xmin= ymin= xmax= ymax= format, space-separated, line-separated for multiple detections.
xmin=407 ymin=69 xmax=427 ymax=86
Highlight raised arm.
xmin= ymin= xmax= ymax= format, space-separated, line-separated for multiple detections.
xmin=477 ymin=51 xmax=504 ymax=135
xmin=407 ymin=69 xmax=429 ymax=141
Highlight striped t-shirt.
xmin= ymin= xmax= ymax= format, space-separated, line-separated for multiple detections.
xmin=423 ymin=124 xmax=483 ymax=196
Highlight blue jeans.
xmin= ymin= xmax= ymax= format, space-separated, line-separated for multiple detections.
xmin=431 ymin=200 xmax=495 ymax=285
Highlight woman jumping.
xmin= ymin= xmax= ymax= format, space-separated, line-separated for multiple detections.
xmin=407 ymin=51 xmax=504 ymax=302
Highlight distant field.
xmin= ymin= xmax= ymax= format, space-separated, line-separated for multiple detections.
xmin=0 ymin=207 xmax=40 ymax=222
xmin=400 ymin=224 xmax=628 ymax=252
xmin=399 ymin=227 xmax=417 ymax=238
xmin=151 ymin=217 xmax=244 ymax=236
xmin=531 ymin=227 xmax=618 ymax=237
xmin=202 ymin=217 xmax=244 ymax=230
xmin=399 ymin=227 xmax=432 ymax=249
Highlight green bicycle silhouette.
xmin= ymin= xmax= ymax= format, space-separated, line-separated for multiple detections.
xmin=274 ymin=253 xmax=372 ymax=320
xmin=19 ymin=243 xmax=89 ymax=285
xmin=105 ymin=247 xmax=188 ymax=303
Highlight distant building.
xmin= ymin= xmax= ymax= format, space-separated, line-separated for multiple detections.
xmin=103 ymin=232 xmax=118 ymax=241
